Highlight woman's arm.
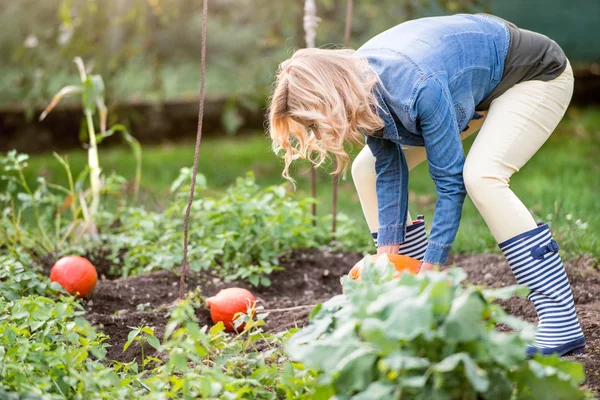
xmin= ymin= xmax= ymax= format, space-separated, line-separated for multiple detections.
xmin=365 ymin=134 xmax=410 ymax=248
xmin=415 ymin=78 xmax=467 ymax=264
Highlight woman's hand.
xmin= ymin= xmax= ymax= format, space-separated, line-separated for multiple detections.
xmin=418 ymin=261 xmax=437 ymax=274
xmin=377 ymin=244 xmax=400 ymax=255
xmin=377 ymin=246 xmax=438 ymax=274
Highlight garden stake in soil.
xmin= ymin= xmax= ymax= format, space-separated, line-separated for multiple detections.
xmin=332 ymin=0 xmax=354 ymax=238
xmin=179 ymin=0 xmax=208 ymax=300
xmin=304 ymin=0 xmax=319 ymax=226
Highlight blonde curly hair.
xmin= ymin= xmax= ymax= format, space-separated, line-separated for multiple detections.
xmin=268 ymin=48 xmax=384 ymax=183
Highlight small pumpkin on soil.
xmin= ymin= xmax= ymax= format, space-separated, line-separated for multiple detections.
xmin=50 ymin=256 xmax=98 ymax=297
xmin=347 ymin=254 xmax=421 ymax=281
xmin=206 ymin=288 xmax=256 ymax=332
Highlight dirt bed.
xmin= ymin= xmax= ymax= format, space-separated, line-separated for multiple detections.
xmin=82 ymin=250 xmax=600 ymax=395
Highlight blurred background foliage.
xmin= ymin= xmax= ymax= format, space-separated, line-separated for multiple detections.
xmin=0 ymin=0 xmax=491 ymax=113
xmin=2 ymin=0 xmax=598 ymax=117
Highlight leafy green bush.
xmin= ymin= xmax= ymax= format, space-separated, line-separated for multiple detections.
xmin=287 ymin=257 xmax=590 ymax=399
xmin=68 ymin=171 xmax=369 ymax=285
xmin=0 ymin=254 xmax=49 ymax=300
xmin=0 ymin=292 xmax=143 ymax=399
xmin=0 ymin=253 xmax=318 ymax=399
xmin=0 ymin=150 xmax=134 ymax=255
xmin=132 ymin=298 xmax=319 ymax=399
xmin=2 ymin=149 xmax=370 ymax=286
xmin=0 ymin=252 xmax=590 ymax=399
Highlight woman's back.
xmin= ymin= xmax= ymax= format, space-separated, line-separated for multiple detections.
xmin=357 ymin=14 xmax=509 ymax=122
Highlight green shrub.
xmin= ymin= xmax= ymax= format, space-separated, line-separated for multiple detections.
xmin=0 ymin=292 xmax=143 ymax=399
xmin=287 ymin=257 xmax=590 ymax=399
xmin=0 ymin=254 xmax=49 ymax=300
xmin=77 ymin=171 xmax=369 ymax=285
xmin=2 ymin=150 xmax=370 ymax=286
xmin=0 ymin=252 xmax=318 ymax=399
xmin=134 ymin=298 xmax=319 ymax=399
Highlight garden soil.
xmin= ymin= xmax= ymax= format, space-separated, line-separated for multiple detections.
xmin=80 ymin=249 xmax=600 ymax=396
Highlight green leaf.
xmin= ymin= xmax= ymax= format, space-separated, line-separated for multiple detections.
xmin=127 ymin=328 xmax=141 ymax=342
xmin=140 ymin=327 xmax=154 ymax=336
xmin=49 ymin=281 xmax=68 ymax=294
xmin=260 ymin=277 xmax=271 ymax=286
xmin=209 ymin=321 xmax=226 ymax=336
xmin=482 ymin=285 xmax=529 ymax=301
xmin=248 ymin=275 xmax=259 ymax=287
xmin=380 ymin=352 xmax=430 ymax=372
xmin=55 ymin=302 xmax=68 ymax=319
xmin=531 ymin=355 xmax=586 ymax=386
xmin=171 ymin=353 xmax=188 ymax=372
xmin=287 ymin=335 xmax=361 ymax=375
xmin=333 ymin=347 xmax=378 ymax=394
xmin=81 ymin=74 xmax=105 ymax=112
xmin=124 ymin=328 xmax=140 ymax=351
xmin=511 ymin=357 xmax=588 ymax=400
xmin=4 ymin=328 xmax=17 ymax=344
xmin=352 ymin=381 xmax=396 ymax=400
xmin=484 ymin=369 xmax=514 ymax=400
xmin=487 ymin=331 xmax=527 ymax=367
xmin=146 ymin=336 xmax=160 ymax=350
xmin=366 ymin=287 xmax=433 ymax=341
xmin=308 ymin=303 xmax=322 ymax=321
xmin=433 ymin=353 xmax=489 ymax=393
xmin=443 ymin=289 xmax=485 ymax=342
xmin=82 ymin=78 xmax=97 ymax=112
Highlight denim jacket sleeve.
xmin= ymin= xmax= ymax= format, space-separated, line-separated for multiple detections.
xmin=365 ymin=134 xmax=409 ymax=246
xmin=414 ymin=77 xmax=467 ymax=264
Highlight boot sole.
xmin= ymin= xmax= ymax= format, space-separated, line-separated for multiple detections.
xmin=527 ymin=337 xmax=587 ymax=357
xmin=567 ymin=346 xmax=586 ymax=355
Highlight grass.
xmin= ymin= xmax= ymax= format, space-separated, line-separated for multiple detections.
xmin=19 ymin=107 xmax=600 ymax=258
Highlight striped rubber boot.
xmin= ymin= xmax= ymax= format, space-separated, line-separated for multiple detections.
xmin=372 ymin=215 xmax=428 ymax=261
xmin=499 ymin=223 xmax=585 ymax=356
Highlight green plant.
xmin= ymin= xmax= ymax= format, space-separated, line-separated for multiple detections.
xmin=0 ymin=150 xmax=131 ymax=256
xmin=0 ymin=292 xmax=143 ymax=399
xmin=0 ymin=254 xmax=49 ymax=301
xmin=39 ymin=57 xmax=142 ymax=234
xmin=135 ymin=298 xmax=319 ymax=399
xmin=123 ymin=326 xmax=161 ymax=369
xmin=287 ymin=257 xmax=590 ymax=399
xmin=2 ymin=149 xmax=369 ymax=286
xmin=541 ymin=201 xmax=592 ymax=258
xmin=94 ymin=171 xmax=363 ymax=285
xmin=0 ymin=152 xmax=54 ymax=253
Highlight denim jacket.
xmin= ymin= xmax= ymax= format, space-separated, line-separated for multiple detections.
xmin=356 ymin=14 xmax=509 ymax=264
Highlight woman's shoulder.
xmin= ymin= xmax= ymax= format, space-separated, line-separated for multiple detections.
xmin=358 ymin=14 xmax=501 ymax=52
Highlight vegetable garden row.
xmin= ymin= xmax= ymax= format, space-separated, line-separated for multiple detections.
xmin=1 ymin=146 xmax=599 ymax=398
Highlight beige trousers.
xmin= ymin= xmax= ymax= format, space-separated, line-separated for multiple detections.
xmin=352 ymin=62 xmax=574 ymax=244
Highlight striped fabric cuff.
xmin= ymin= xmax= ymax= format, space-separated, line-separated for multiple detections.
xmin=372 ymin=215 xmax=428 ymax=261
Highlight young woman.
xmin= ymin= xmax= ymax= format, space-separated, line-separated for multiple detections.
xmin=268 ymin=14 xmax=584 ymax=356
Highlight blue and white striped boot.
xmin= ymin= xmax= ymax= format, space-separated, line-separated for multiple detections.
xmin=499 ymin=223 xmax=586 ymax=356
xmin=372 ymin=215 xmax=428 ymax=261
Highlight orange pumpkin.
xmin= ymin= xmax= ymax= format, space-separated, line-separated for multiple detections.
xmin=347 ymin=254 xmax=421 ymax=281
xmin=50 ymin=256 xmax=98 ymax=297
xmin=206 ymin=288 xmax=256 ymax=332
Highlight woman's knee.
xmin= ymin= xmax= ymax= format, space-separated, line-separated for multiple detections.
xmin=463 ymin=161 xmax=506 ymax=204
